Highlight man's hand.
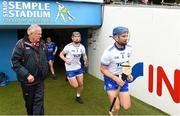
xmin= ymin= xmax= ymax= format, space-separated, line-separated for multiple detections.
xmin=27 ymin=74 xmax=34 ymax=83
xmin=65 ymin=59 xmax=71 ymax=65
xmin=127 ymin=75 xmax=133 ymax=82
xmin=115 ymin=76 xmax=125 ymax=87
xmin=84 ymin=60 xmax=88 ymax=67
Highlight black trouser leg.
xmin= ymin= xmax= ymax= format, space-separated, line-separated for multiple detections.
xmin=21 ymin=83 xmax=36 ymax=115
xmin=33 ymin=81 xmax=44 ymax=115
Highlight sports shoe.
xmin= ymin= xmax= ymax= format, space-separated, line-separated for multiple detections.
xmin=52 ymin=74 xmax=56 ymax=79
xmin=75 ymin=97 xmax=84 ymax=104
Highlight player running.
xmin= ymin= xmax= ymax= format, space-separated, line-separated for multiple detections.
xmin=46 ymin=37 xmax=58 ymax=79
xmin=100 ymin=26 xmax=133 ymax=115
xmin=59 ymin=31 xmax=88 ymax=104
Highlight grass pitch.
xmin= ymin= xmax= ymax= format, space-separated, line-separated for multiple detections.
xmin=0 ymin=68 xmax=168 ymax=115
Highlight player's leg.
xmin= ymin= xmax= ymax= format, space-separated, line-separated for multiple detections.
xmin=66 ymin=70 xmax=79 ymax=88
xmin=104 ymin=75 xmax=121 ymax=115
xmin=51 ymin=60 xmax=56 ymax=77
xmin=74 ymin=75 xmax=84 ymax=104
xmin=48 ymin=60 xmax=55 ymax=77
xmin=119 ymin=92 xmax=131 ymax=110
xmin=48 ymin=60 xmax=52 ymax=74
xmin=68 ymin=77 xmax=79 ymax=88
xmin=68 ymin=76 xmax=84 ymax=104
xmin=76 ymin=68 xmax=83 ymax=92
xmin=107 ymin=90 xmax=121 ymax=115
xmin=76 ymin=74 xmax=83 ymax=96
xmin=119 ymin=81 xmax=131 ymax=110
xmin=75 ymin=68 xmax=84 ymax=103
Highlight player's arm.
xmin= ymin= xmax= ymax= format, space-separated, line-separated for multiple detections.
xmin=83 ymin=53 xmax=88 ymax=67
xmin=59 ymin=50 xmax=70 ymax=65
xmin=82 ymin=46 xmax=88 ymax=67
xmin=100 ymin=64 xmax=125 ymax=87
xmin=53 ymin=46 xmax=58 ymax=55
xmin=11 ymin=40 xmax=30 ymax=80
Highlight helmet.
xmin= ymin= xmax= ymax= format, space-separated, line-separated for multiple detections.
xmin=113 ymin=26 xmax=129 ymax=37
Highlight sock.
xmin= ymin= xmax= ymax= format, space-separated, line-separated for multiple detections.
xmin=52 ymin=71 xmax=54 ymax=75
xmin=77 ymin=93 xmax=80 ymax=97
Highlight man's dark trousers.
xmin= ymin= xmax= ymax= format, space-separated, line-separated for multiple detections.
xmin=21 ymin=81 xmax=44 ymax=115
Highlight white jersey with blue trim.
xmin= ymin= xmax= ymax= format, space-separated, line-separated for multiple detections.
xmin=63 ymin=42 xmax=86 ymax=71
xmin=101 ymin=43 xmax=132 ymax=76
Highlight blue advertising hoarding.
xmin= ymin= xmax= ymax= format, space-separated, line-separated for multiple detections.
xmin=0 ymin=0 xmax=102 ymax=26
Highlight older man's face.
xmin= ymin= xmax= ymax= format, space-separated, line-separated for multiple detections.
xmin=29 ymin=27 xmax=42 ymax=43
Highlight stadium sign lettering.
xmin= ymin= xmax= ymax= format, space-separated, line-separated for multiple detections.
xmin=2 ymin=1 xmax=50 ymax=18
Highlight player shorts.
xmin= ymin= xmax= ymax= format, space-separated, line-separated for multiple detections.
xmin=66 ymin=68 xmax=83 ymax=79
xmin=47 ymin=54 xmax=55 ymax=61
xmin=103 ymin=75 xmax=129 ymax=92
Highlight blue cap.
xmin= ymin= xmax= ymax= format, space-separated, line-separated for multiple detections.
xmin=113 ymin=26 xmax=129 ymax=36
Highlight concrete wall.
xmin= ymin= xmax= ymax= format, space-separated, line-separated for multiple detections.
xmin=0 ymin=30 xmax=17 ymax=81
xmin=88 ymin=5 xmax=180 ymax=115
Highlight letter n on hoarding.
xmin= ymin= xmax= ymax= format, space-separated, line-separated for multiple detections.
xmin=148 ymin=65 xmax=180 ymax=103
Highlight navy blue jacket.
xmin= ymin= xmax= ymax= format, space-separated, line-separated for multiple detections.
xmin=11 ymin=35 xmax=48 ymax=83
